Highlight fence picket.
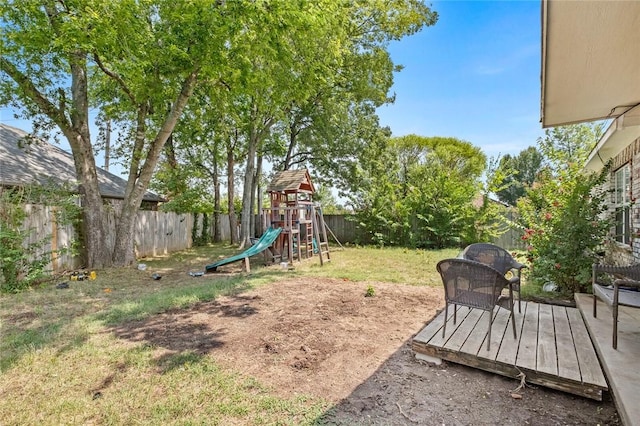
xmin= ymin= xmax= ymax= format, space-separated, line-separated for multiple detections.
xmin=16 ymin=208 xmax=522 ymax=273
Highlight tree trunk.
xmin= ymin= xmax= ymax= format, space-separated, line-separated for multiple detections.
xmin=227 ymin=135 xmax=237 ymax=245
xmin=213 ymin=156 xmax=222 ymax=243
xmin=283 ymin=119 xmax=298 ymax=171
xmin=240 ymin=130 xmax=257 ymax=248
xmin=68 ymin=54 xmax=111 ymax=268
xmin=254 ymin=153 xmax=263 ymax=236
xmin=1 ymin=53 xmax=113 ymax=268
xmin=240 ymin=104 xmax=276 ymax=247
xmin=165 ymin=133 xmax=178 ymax=168
xmin=112 ymin=105 xmax=149 ymax=267
xmin=111 ymin=69 xmax=199 ymax=266
xmin=104 ymin=119 xmax=111 ymax=171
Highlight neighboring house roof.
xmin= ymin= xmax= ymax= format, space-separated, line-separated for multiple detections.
xmin=0 ymin=124 xmax=163 ymax=202
xmin=267 ymin=169 xmax=315 ymax=194
xmin=541 ymin=1 xmax=640 ymax=128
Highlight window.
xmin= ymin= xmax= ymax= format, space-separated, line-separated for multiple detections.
xmin=613 ymin=164 xmax=631 ymax=245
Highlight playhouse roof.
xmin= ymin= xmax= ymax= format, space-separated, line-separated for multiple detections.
xmin=267 ymin=169 xmax=315 ymax=194
xmin=0 ymin=124 xmax=163 ymax=202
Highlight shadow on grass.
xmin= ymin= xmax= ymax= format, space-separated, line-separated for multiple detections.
xmin=1 ymin=323 xmax=62 ymax=371
xmin=0 ymin=268 xmax=269 ymax=373
xmin=0 ymin=303 xmax=93 ymax=372
xmin=112 ymin=317 xmax=227 ymax=354
xmin=155 ymin=351 xmax=207 ymax=373
xmin=107 ymin=290 xmax=271 ymax=374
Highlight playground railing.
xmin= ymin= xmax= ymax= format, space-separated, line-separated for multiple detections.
xmin=261 ymin=206 xmax=301 ymax=231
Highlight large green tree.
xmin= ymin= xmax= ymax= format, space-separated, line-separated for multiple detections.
xmin=232 ymin=1 xmax=437 ymax=246
xmin=274 ymin=1 xmax=438 ymax=183
xmin=3 ymin=1 xmax=346 ymax=266
xmin=350 ymin=134 xmax=493 ymax=248
xmin=0 ymin=0 xmax=245 ymax=267
xmin=494 ymin=147 xmax=544 ymax=206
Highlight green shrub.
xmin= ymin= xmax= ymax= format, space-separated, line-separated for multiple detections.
xmin=0 ymin=185 xmax=80 ymax=293
xmin=517 ymin=167 xmax=610 ymax=295
xmin=0 ymin=190 xmax=45 ymax=292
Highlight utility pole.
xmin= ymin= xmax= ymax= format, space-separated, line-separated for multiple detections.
xmin=104 ymin=119 xmax=111 ymax=171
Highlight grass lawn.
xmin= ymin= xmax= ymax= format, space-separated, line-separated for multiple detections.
xmin=0 ymin=245 xmax=458 ymax=425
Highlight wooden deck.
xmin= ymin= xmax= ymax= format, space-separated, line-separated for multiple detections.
xmin=576 ymin=293 xmax=640 ymax=426
xmin=412 ymin=301 xmax=608 ymax=400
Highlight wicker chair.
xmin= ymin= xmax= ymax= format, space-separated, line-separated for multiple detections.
xmin=437 ymin=258 xmax=517 ymax=351
xmin=461 ymin=243 xmax=527 ymax=312
xmin=592 ymin=263 xmax=640 ymax=349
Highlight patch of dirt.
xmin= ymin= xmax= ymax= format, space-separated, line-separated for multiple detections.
xmin=112 ymin=278 xmax=619 ymax=425
xmin=5 ymin=310 xmax=38 ymax=327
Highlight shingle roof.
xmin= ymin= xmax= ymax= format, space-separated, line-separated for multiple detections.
xmin=266 ymin=169 xmax=315 ymax=193
xmin=0 ymin=124 xmax=163 ymax=202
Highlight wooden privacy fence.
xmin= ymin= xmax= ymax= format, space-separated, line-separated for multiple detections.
xmin=132 ymin=211 xmax=193 ymax=258
xmin=322 ymin=214 xmax=364 ymax=244
xmin=19 ymin=204 xmax=195 ymax=271
xmin=17 ymin=207 xmax=523 ymax=272
xmin=193 ymin=214 xmax=235 ymax=242
xmin=318 ymin=214 xmax=525 ymax=250
xmin=21 ymin=204 xmax=77 ymax=272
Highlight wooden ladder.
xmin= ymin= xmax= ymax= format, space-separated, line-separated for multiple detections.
xmin=303 ymin=220 xmax=314 ymax=259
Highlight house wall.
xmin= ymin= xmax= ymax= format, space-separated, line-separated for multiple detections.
xmin=606 ymin=136 xmax=640 ymax=264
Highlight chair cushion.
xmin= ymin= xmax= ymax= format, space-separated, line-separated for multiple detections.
xmin=593 ymin=284 xmax=640 ymax=308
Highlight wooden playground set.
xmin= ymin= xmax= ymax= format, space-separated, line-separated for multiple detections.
xmin=205 ymin=169 xmax=330 ymax=273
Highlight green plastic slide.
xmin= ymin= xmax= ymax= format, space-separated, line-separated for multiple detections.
xmin=205 ymin=226 xmax=283 ymax=272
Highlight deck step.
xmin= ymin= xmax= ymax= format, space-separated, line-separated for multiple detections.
xmin=577 ymin=293 xmax=640 ymax=426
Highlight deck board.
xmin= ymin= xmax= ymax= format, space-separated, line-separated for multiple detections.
xmin=495 ymin=303 xmax=526 ymax=365
xmin=413 ymin=301 xmax=607 ymax=401
xmin=459 ymin=310 xmax=491 ymax=355
xmin=413 ymin=308 xmax=447 ymax=343
xmin=566 ymin=307 xmax=607 ymax=388
xmin=576 ymin=293 xmax=640 ymax=426
xmin=537 ymin=303 xmax=557 ymax=376
xmin=443 ymin=307 xmax=483 ymax=351
xmin=517 ymin=302 xmax=539 ymax=371
xmin=484 ymin=308 xmax=512 ymax=358
xmin=428 ymin=306 xmax=470 ymax=347
xmin=552 ymin=305 xmax=581 ymax=382
xmin=462 ymin=309 xmax=502 ymax=357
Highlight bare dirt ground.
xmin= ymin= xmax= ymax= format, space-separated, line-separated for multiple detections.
xmin=112 ymin=277 xmax=620 ymax=425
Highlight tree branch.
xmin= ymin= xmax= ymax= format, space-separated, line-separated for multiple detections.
xmin=93 ymin=53 xmax=138 ymax=105
xmin=218 ymin=79 xmax=232 ymax=91
xmin=290 ymin=150 xmax=313 ymax=160
xmin=0 ymin=57 xmax=70 ymax=130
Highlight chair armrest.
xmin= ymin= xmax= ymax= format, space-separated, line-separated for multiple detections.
xmin=512 ymin=261 xmax=527 ymax=271
xmin=593 ymin=283 xmax=613 ymax=306
xmin=614 ymin=278 xmax=640 ymax=289
xmin=508 ymin=261 xmax=527 ymax=280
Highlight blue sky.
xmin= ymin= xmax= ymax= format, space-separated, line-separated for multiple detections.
xmin=377 ymin=0 xmax=543 ymax=160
